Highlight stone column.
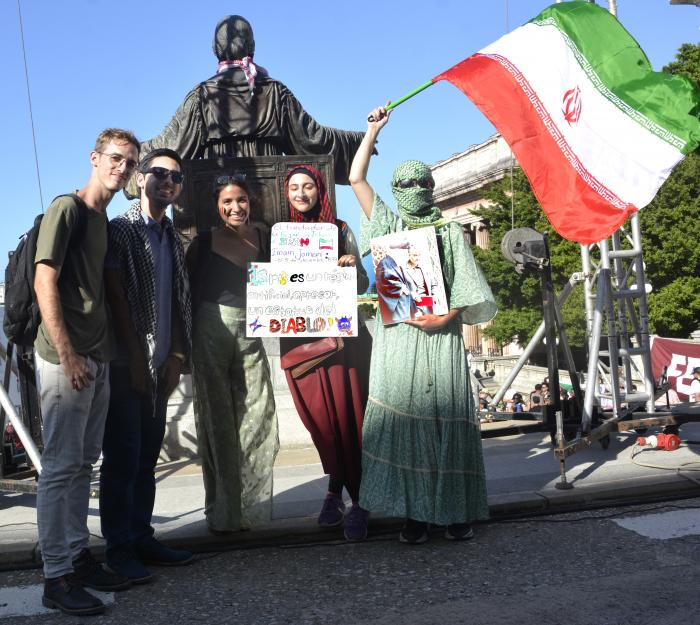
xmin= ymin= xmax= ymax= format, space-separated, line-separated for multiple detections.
xmin=480 ymin=320 xmax=501 ymax=356
xmin=462 ymin=324 xmax=482 ymax=353
xmin=475 ymin=222 xmax=490 ymax=249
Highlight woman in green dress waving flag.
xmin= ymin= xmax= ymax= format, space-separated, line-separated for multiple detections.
xmin=349 ymin=105 xmax=497 ymax=544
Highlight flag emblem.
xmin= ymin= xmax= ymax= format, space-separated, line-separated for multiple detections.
xmin=562 ymin=86 xmax=582 ymax=125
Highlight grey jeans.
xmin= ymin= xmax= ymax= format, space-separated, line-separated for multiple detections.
xmin=35 ymin=352 xmax=110 ymax=579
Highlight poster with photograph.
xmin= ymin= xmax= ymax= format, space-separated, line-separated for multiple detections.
xmin=370 ymin=228 xmax=447 ymax=325
xmin=246 ymin=262 xmax=358 ymax=338
xmin=270 ymin=222 xmax=339 ymax=263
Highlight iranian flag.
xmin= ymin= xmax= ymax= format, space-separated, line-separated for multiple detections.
xmin=433 ymin=1 xmax=700 ymax=245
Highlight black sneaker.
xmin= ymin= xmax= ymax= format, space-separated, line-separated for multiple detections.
xmin=399 ymin=519 xmax=429 ymax=545
xmin=135 ymin=537 xmax=194 ymax=567
xmin=71 ymin=548 xmax=131 ymax=591
xmin=445 ymin=523 xmax=475 ymax=541
xmin=42 ymin=575 xmax=105 ymax=616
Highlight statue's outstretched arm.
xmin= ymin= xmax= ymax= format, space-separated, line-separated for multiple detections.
xmin=124 ymin=88 xmax=206 ymax=199
xmin=140 ymin=87 xmax=205 ymax=160
xmin=281 ymin=87 xmax=367 ymax=186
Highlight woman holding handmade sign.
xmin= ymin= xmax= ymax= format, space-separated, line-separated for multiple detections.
xmin=349 ymin=106 xmax=497 ymax=544
xmin=186 ymin=175 xmax=278 ymax=534
xmin=280 ymin=165 xmax=372 ymax=541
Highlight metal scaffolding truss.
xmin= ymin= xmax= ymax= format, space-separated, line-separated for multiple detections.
xmin=580 ymin=213 xmax=656 ymax=431
xmin=489 ymin=212 xmax=699 ymax=489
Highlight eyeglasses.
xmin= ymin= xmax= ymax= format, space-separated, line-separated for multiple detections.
xmin=395 ymin=178 xmax=435 ymax=190
xmin=216 ymin=173 xmax=246 ymax=185
xmin=98 ymin=152 xmax=138 ymax=172
xmin=143 ymin=167 xmax=185 ymax=184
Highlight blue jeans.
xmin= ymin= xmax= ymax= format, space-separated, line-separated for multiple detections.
xmin=99 ymin=365 xmax=167 ymax=561
xmin=35 ymin=352 xmax=110 ymax=579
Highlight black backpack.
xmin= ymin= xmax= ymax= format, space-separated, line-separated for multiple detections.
xmin=3 ymin=194 xmax=88 ymax=347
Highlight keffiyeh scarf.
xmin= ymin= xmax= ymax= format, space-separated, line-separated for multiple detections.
xmin=108 ymin=203 xmax=192 ymax=386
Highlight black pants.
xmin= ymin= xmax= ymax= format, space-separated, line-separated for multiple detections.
xmin=99 ymin=365 xmax=167 ymax=561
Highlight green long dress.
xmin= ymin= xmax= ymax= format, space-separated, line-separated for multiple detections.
xmin=359 ymin=187 xmax=496 ymax=525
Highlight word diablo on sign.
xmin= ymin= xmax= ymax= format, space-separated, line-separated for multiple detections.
xmin=246 ymin=262 xmax=357 ymax=338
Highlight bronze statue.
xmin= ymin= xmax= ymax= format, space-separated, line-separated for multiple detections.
xmin=128 ymin=15 xmax=367 ymax=198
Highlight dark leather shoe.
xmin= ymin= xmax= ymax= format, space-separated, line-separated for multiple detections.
xmin=71 ymin=548 xmax=131 ymax=591
xmin=105 ymin=548 xmax=154 ymax=585
xmin=42 ymin=575 xmax=105 ymax=616
xmin=135 ymin=537 xmax=194 ymax=566
xmin=399 ymin=519 xmax=429 ymax=545
xmin=445 ymin=523 xmax=475 ymax=541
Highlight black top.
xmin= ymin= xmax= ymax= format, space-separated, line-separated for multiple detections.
xmin=196 ymin=227 xmax=268 ymax=309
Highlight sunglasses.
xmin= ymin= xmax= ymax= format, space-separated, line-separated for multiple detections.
xmin=216 ymin=173 xmax=246 ymax=185
xmin=395 ymin=178 xmax=435 ymax=190
xmin=143 ymin=167 xmax=184 ymax=184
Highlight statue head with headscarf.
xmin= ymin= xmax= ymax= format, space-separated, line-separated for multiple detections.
xmin=213 ymin=15 xmax=255 ymax=61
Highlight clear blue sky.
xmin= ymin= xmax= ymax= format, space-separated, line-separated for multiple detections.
xmin=2 ymin=0 xmax=698 ymax=262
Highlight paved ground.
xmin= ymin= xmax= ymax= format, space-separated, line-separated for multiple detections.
xmin=2 ymin=496 xmax=700 ymax=624
xmin=2 ymin=420 xmax=700 ymax=573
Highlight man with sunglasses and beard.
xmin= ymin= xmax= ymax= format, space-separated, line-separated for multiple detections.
xmin=100 ymin=148 xmax=194 ymax=583
xmin=34 ymin=128 xmax=140 ymax=616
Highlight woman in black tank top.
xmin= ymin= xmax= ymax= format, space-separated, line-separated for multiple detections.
xmin=186 ymin=176 xmax=278 ymax=534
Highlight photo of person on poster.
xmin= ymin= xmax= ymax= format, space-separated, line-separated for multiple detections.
xmin=370 ymin=229 xmax=447 ymax=325
xmin=373 ymin=244 xmax=415 ymax=324
xmin=404 ymin=244 xmax=438 ymax=316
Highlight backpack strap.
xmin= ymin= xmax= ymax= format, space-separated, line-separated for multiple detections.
xmin=50 ymin=193 xmax=89 ymax=249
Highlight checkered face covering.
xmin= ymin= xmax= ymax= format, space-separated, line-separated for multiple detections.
xmin=391 ymin=160 xmax=442 ymax=226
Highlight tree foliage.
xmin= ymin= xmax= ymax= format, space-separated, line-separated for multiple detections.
xmin=644 ymin=42 xmax=700 ymax=336
xmin=473 ymin=42 xmax=700 ymax=346
xmin=473 ymin=169 xmax=588 ymax=348
xmin=648 ymin=277 xmax=700 ymax=337
xmin=663 ymin=43 xmax=700 ymax=85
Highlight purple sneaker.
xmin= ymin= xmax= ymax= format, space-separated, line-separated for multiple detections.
xmin=343 ymin=504 xmax=369 ymax=541
xmin=317 ymin=494 xmax=345 ymax=527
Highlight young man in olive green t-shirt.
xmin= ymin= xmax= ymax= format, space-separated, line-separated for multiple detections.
xmin=33 ymin=128 xmax=139 ymax=616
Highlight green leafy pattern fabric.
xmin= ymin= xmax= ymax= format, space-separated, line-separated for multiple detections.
xmin=358 ymin=194 xmax=495 ymax=524
xmin=192 ymin=302 xmax=279 ymax=531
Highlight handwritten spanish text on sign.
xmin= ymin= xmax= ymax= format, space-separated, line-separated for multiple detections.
xmin=246 ymin=262 xmax=357 ymax=338
xmin=270 ymin=222 xmax=339 ymax=263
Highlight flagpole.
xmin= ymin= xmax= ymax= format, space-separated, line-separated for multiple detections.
xmin=367 ymin=80 xmax=435 ymax=121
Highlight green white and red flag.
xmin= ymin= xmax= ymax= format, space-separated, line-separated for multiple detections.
xmin=433 ymin=1 xmax=700 ymax=244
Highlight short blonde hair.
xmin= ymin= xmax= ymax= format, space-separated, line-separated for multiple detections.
xmin=93 ymin=128 xmax=140 ymax=153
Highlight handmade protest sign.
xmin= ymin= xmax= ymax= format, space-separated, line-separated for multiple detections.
xmin=270 ymin=222 xmax=339 ymax=263
xmin=246 ymin=262 xmax=358 ymax=337
xmin=247 ymin=220 xmax=357 ymax=337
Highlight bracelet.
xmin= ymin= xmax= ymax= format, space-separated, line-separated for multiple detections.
xmin=170 ymin=351 xmax=186 ymax=363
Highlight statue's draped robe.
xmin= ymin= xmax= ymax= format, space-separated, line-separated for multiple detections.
xmin=141 ymin=68 xmax=365 ymax=185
